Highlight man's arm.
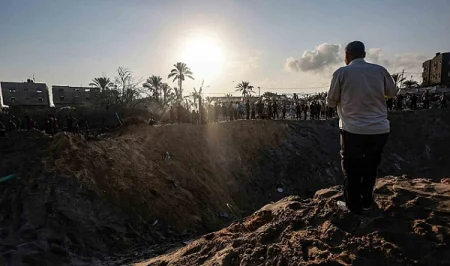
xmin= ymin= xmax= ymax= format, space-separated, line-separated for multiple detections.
xmin=384 ymin=69 xmax=397 ymax=97
xmin=326 ymin=70 xmax=341 ymax=108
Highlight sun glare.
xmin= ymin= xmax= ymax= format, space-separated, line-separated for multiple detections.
xmin=181 ymin=33 xmax=225 ymax=80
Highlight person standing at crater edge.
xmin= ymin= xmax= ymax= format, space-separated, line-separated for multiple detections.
xmin=326 ymin=41 xmax=397 ymax=214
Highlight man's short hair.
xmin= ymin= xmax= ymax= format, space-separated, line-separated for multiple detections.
xmin=345 ymin=41 xmax=365 ymax=57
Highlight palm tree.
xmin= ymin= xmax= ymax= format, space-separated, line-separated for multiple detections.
xmin=190 ymin=90 xmax=201 ymax=110
xmin=235 ymin=81 xmax=254 ymax=97
xmin=391 ymin=73 xmax=405 ymax=88
xmin=89 ymin=76 xmax=113 ymax=91
xmin=402 ymin=79 xmax=419 ymax=89
xmin=183 ymin=95 xmax=194 ymax=111
xmin=168 ymin=62 xmax=194 ymax=100
xmin=143 ymin=75 xmax=163 ymax=102
xmin=190 ymin=80 xmax=205 ymax=109
xmin=161 ymin=83 xmax=172 ymax=105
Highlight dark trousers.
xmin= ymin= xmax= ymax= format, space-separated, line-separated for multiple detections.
xmin=340 ymin=130 xmax=389 ymax=213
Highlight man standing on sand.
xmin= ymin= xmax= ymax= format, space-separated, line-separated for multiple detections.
xmin=327 ymin=41 xmax=397 ymax=214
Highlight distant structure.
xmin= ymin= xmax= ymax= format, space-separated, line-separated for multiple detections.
xmin=422 ymin=52 xmax=450 ymax=87
xmin=208 ymin=96 xmax=245 ymax=103
xmin=52 ymin=85 xmax=99 ymax=107
xmin=0 ymin=79 xmax=50 ymax=107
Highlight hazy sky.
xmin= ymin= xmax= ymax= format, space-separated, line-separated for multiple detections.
xmin=1 ymin=0 xmax=449 ymax=96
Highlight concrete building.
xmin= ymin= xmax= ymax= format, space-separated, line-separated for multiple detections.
xmin=423 ymin=52 xmax=450 ymax=86
xmin=0 ymin=80 xmax=50 ymax=107
xmin=52 ymin=85 xmax=99 ymax=106
xmin=422 ymin=60 xmax=431 ymax=86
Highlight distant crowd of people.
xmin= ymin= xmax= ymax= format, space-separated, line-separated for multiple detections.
xmin=0 ymin=89 xmax=447 ymax=137
xmin=0 ymin=109 xmax=89 ymax=137
xmin=165 ymin=91 xmax=448 ymax=125
xmin=387 ymin=91 xmax=447 ymax=111
xmin=168 ymin=99 xmax=337 ymax=124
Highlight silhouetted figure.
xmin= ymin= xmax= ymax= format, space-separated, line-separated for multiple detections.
xmin=222 ymin=103 xmax=228 ymax=121
xmin=326 ymin=107 xmax=335 ymax=119
xmin=245 ymin=100 xmax=250 ymax=120
xmin=251 ymin=103 xmax=256 ymax=119
xmin=410 ymin=94 xmax=417 ymax=110
xmin=295 ymin=102 xmax=301 ymax=120
xmin=282 ymin=104 xmax=286 ymax=120
xmin=440 ymin=93 xmax=447 ymax=108
xmin=214 ymin=104 xmax=220 ymax=122
xmin=45 ymin=115 xmax=56 ymax=135
xmin=422 ymin=90 xmax=430 ymax=109
xmin=396 ymin=94 xmax=403 ymax=111
xmin=268 ymin=102 xmax=273 ymax=120
xmin=66 ymin=115 xmax=74 ymax=132
xmin=321 ymin=102 xmax=327 ymax=119
xmin=257 ymin=101 xmax=263 ymax=119
xmin=191 ymin=110 xmax=196 ymax=124
xmin=148 ymin=113 xmax=155 ymax=126
xmin=25 ymin=115 xmax=35 ymax=130
xmin=273 ymin=101 xmax=278 ymax=119
xmin=315 ymin=102 xmax=321 ymax=119
xmin=52 ymin=115 xmax=59 ymax=134
xmin=228 ymin=103 xmax=234 ymax=121
xmin=310 ymin=103 xmax=315 ymax=120
xmin=386 ymin=98 xmax=393 ymax=111
xmin=44 ymin=116 xmax=51 ymax=135
xmin=303 ymin=103 xmax=308 ymax=120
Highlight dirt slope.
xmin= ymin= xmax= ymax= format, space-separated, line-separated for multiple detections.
xmin=1 ymin=109 xmax=450 ymax=265
xmin=140 ymin=177 xmax=450 ymax=266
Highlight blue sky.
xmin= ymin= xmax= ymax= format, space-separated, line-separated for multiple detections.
xmin=1 ymin=0 xmax=449 ymax=95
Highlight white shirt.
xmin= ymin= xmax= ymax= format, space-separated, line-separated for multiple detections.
xmin=326 ymin=58 xmax=397 ymax=135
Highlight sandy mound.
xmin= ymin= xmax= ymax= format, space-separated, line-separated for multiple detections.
xmin=1 ymin=109 xmax=450 ymax=265
xmin=140 ymin=176 xmax=450 ymax=266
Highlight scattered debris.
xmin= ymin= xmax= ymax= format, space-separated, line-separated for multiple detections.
xmin=336 ymin=200 xmax=348 ymax=211
xmin=161 ymin=151 xmax=171 ymax=160
xmin=182 ymin=239 xmax=194 ymax=246
xmin=0 ymin=174 xmax=16 ymax=183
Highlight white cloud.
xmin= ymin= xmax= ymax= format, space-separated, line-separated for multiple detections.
xmin=286 ymin=43 xmax=426 ymax=74
xmin=285 ymin=43 xmax=341 ymax=72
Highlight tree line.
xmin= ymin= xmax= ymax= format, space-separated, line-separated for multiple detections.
xmin=89 ymin=62 xmax=260 ymax=113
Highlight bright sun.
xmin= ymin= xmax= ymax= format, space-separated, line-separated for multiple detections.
xmin=181 ymin=33 xmax=225 ymax=80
